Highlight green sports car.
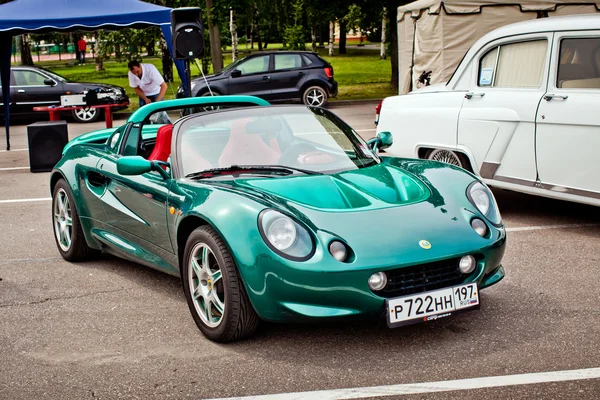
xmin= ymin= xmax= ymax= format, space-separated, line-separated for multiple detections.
xmin=50 ymin=95 xmax=506 ymax=342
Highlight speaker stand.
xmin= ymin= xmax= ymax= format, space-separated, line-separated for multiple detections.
xmin=184 ymin=59 xmax=192 ymax=98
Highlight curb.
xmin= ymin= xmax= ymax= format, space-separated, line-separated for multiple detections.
xmin=327 ymin=99 xmax=382 ymax=107
xmin=113 ymin=98 xmax=383 ymax=119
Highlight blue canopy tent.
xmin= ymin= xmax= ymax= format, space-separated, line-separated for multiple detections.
xmin=0 ymin=0 xmax=189 ymax=150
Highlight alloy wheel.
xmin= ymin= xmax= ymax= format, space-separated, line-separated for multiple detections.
xmin=427 ymin=149 xmax=463 ymax=168
xmin=188 ymin=243 xmax=225 ymax=328
xmin=305 ymin=88 xmax=326 ymax=106
xmin=74 ymin=108 xmax=98 ymax=122
xmin=53 ymin=188 xmax=73 ymax=252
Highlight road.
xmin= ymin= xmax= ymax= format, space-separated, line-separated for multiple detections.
xmin=0 ymin=103 xmax=599 ymax=399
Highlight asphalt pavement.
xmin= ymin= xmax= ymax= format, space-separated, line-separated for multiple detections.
xmin=0 ymin=103 xmax=599 ymax=400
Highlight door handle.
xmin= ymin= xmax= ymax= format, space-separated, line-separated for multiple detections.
xmin=298 ymin=72 xmax=305 ymax=76
xmin=262 ymin=76 xmax=270 ymax=80
xmin=543 ymin=94 xmax=568 ymax=101
xmin=17 ymin=89 xmax=25 ymax=93
xmin=465 ymin=92 xmax=485 ymax=99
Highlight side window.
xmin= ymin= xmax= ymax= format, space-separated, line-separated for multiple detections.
xmin=237 ymin=55 xmax=270 ymax=75
xmin=301 ymin=55 xmax=313 ymax=66
xmin=478 ymin=40 xmax=548 ymax=88
xmin=274 ymin=54 xmax=302 ymax=71
xmin=557 ymin=37 xmax=600 ymax=89
xmin=14 ymin=70 xmax=47 ymax=86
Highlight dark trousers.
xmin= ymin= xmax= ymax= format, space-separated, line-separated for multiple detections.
xmin=139 ymin=94 xmax=158 ymax=107
xmin=79 ymin=51 xmax=86 ymax=64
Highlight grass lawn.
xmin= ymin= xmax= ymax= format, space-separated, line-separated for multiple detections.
xmin=28 ymin=47 xmax=396 ymax=112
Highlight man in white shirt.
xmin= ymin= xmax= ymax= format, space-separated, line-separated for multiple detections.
xmin=128 ymin=60 xmax=168 ymax=106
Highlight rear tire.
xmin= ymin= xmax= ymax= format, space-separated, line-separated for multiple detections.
xmin=52 ymin=179 xmax=96 ymax=261
xmin=302 ymin=86 xmax=328 ymax=107
xmin=182 ymin=226 xmax=259 ymax=342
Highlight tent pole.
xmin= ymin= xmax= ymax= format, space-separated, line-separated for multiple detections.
xmin=409 ymin=17 xmax=417 ymax=93
xmin=1 ymin=34 xmax=12 ymax=151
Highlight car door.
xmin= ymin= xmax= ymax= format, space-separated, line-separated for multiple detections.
xmin=535 ymin=32 xmax=600 ymax=198
xmin=457 ymin=33 xmax=552 ymax=185
xmin=97 ymin=124 xmax=174 ymax=254
xmin=12 ymin=68 xmax=61 ymax=113
xmin=227 ymin=54 xmax=274 ymax=99
xmin=269 ymin=53 xmax=306 ymax=100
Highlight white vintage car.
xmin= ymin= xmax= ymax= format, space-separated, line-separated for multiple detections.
xmin=376 ymin=14 xmax=600 ymax=207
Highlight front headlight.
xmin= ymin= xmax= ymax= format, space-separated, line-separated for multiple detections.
xmin=467 ymin=181 xmax=502 ymax=226
xmin=259 ymin=210 xmax=314 ymax=261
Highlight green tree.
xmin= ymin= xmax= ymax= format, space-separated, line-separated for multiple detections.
xmin=284 ymin=0 xmax=306 ymax=50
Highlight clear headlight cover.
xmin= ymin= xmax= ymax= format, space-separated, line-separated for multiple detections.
xmin=467 ymin=181 xmax=502 ymax=226
xmin=259 ymin=210 xmax=314 ymax=260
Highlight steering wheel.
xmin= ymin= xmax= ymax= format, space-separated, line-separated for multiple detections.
xmin=278 ymin=142 xmax=319 ymax=165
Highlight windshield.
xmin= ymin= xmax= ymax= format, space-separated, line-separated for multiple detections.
xmin=446 ymin=46 xmax=471 ymax=85
xmin=177 ymin=106 xmax=379 ymax=177
xmin=221 ymin=59 xmax=243 ymax=74
xmin=41 ymin=69 xmax=69 ymax=83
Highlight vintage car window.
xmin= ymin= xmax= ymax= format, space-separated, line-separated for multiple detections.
xmin=177 ymin=106 xmax=378 ymax=176
xmin=14 ymin=70 xmax=47 ymax=86
xmin=557 ymin=37 xmax=600 ymax=89
xmin=478 ymin=40 xmax=547 ymax=88
xmin=478 ymin=47 xmax=498 ymax=86
xmin=237 ymin=55 xmax=270 ymax=75
xmin=274 ymin=54 xmax=302 ymax=70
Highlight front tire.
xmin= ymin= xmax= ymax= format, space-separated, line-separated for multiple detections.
xmin=71 ymin=107 xmax=100 ymax=123
xmin=425 ymin=148 xmax=469 ymax=169
xmin=302 ymin=86 xmax=328 ymax=107
xmin=182 ymin=226 xmax=259 ymax=342
xmin=52 ymin=179 xmax=96 ymax=261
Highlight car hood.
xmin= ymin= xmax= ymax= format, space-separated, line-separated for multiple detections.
xmin=64 ymin=82 xmax=126 ymax=93
xmin=198 ymin=159 xmax=496 ymax=266
xmin=191 ymin=72 xmax=226 ymax=83
xmin=234 ymin=163 xmax=430 ymax=211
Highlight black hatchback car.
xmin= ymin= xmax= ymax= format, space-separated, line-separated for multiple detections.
xmin=178 ymin=51 xmax=338 ymax=107
xmin=0 ymin=66 xmax=129 ymax=123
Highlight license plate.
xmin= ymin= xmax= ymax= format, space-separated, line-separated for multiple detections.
xmin=386 ymin=283 xmax=479 ymax=328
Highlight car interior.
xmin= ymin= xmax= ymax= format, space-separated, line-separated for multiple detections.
xmin=130 ymin=106 xmax=361 ymax=177
xmin=557 ymin=38 xmax=600 ymax=89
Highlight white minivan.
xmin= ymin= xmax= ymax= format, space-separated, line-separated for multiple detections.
xmin=376 ymin=14 xmax=600 ymax=207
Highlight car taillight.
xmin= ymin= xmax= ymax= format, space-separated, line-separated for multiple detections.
xmin=375 ymin=99 xmax=383 ymax=115
xmin=324 ymin=67 xmax=333 ymax=78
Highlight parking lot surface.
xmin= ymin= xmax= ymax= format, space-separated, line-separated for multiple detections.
xmin=1 ymin=103 xmax=599 ymax=399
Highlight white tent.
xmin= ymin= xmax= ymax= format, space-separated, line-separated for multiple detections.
xmin=397 ymin=0 xmax=600 ymax=93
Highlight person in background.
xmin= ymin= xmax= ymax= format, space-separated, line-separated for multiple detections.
xmin=127 ymin=60 xmax=168 ymax=107
xmin=74 ymin=37 xmax=81 ymax=65
xmin=77 ymin=37 xmax=87 ymax=64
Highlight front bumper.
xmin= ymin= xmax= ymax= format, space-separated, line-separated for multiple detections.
xmin=243 ymin=235 xmax=506 ymax=323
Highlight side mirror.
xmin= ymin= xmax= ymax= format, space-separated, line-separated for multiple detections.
xmin=231 ymin=69 xmax=242 ymax=78
xmin=44 ymin=78 xmax=56 ymax=86
xmin=117 ymin=156 xmax=170 ymax=179
xmin=367 ymin=131 xmax=393 ymax=153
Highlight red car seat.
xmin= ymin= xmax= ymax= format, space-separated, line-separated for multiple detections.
xmin=218 ymin=119 xmax=281 ymax=167
xmin=148 ymin=124 xmax=173 ymax=162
